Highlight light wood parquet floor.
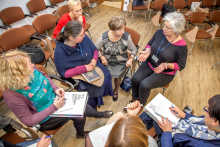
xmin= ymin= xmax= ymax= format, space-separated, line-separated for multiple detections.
xmin=1 ymin=4 xmax=220 ymax=147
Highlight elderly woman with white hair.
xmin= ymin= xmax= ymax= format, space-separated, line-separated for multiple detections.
xmin=130 ymin=12 xmax=188 ymax=106
xmin=53 ymin=0 xmax=86 ymax=39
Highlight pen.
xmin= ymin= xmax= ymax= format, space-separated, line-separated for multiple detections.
xmin=37 ymin=135 xmax=53 ymax=141
xmin=171 ymin=104 xmax=178 ymax=115
xmin=124 ymin=104 xmax=143 ymax=109
xmin=53 ymin=98 xmax=67 ymax=100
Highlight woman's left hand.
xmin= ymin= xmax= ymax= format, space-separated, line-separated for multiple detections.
xmin=55 ymin=88 xmax=65 ymax=99
xmin=154 ymin=63 xmax=167 ymax=73
xmin=126 ymin=58 xmax=133 ymax=67
xmin=157 ymin=116 xmax=172 ymax=132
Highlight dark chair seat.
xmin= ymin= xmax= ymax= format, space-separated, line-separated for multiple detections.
xmin=132 ymin=5 xmax=148 ymax=10
xmin=186 ymin=28 xmax=212 ymax=39
xmin=150 ymin=3 xmax=154 ymax=9
xmin=205 ymin=27 xmax=220 ymax=37
xmin=184 ymin=15 xmax=190 ymax=21
xmin=84 ymin=23 xmax=91 ymax=32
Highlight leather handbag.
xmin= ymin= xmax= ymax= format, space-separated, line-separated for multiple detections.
xmin=120 ymin=66 xmax=132 ymax=92
xmin=19 ymin=44 xmax=45 ymax=64
xmin=161 ymin=3 xmax=176 ymax=17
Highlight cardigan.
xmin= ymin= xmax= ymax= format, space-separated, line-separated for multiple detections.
xmin=3 ymin=66 xmax=58 ymax=127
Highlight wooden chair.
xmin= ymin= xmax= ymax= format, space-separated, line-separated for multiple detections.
xmin=0 ymin=27 xmax=54 ymax=71
xmin=26 ymin=0 xmax=60 ymax=22
xmin=185 ymin=11 xmax=214 ymax=55
xmin=88 ymin=0 xmax=99 ymax=16
xmin=0 ymin=7 xmax=36 ymax=36
xmin=125 ymin=0 xmax=152 ymax=23
xmin=58 ymin=4 xmax=92 ymax=39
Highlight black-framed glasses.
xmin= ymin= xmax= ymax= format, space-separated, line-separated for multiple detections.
xmin=203 ymin=106 xmax=209 ymax=113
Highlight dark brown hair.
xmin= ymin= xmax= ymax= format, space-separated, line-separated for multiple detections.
xmin=105 ymin=116 xmax=149 ymax=147
xmin=208 ymin=95 xmax=220 ymax=122
xmin=56 ymin=20 xmax=82 ymax=41
xmin=108 ymin=16 xmax=126 ymax=31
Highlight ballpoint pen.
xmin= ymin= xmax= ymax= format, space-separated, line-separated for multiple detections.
xmin=171 ymin=104 xmax=178 ymax=115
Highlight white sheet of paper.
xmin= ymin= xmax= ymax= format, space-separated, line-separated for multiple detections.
xmin=191 ymin=2 xmax=201 ymax=12
xmin=144 ymin=93 xmax=180 ymax=126
xmin=89 ymin=122 xmax=115 ymax=147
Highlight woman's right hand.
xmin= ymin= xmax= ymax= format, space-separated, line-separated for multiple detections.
xmin=138 ymin=50 xmax=150 ymax=62
xmin=37 ymin=134 xmax=51 ymax=147
xmin=169 ymin=106 xmax=186 ymax=118
xmin=53 ymin=97 xmax=65 ymax=109
xmin=85 ymin=64 xmax=94 ymax=72
xmin=100 ymin=56 xmax=108 ymax=66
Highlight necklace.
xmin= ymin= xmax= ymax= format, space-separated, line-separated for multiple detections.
xmin=111 ymin=31 xmax=120 ymax=42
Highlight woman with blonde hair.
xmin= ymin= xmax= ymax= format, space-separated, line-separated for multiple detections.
xmin=53 ymin=0 xmax=86 ymax=39
xmin=0 ymin=50 xmax=113 ymax=138
xmin=95 ymin=16 xmax=137 ymax=101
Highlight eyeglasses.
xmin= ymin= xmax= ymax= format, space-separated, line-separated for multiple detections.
xmin=203 ymin=106 xmax=209 ymax=113
xmin=73 ymin=9 xmax=82 ymax=13
xmin=163 ymin=24 xmax=173 ymax=30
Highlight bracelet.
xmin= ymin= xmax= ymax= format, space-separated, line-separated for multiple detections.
xmin=130 ymin=56 xmax=134 ymax=60
xmin=99 ymin=54 xmax=103 ymax=58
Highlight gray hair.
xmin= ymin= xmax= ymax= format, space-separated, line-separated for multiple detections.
xmin=68 ymin=0 xmax=81 ymax=10
xmin=162 ymin=12 xmax=186 ymax=34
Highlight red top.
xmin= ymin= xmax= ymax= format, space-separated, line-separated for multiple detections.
xmin=53 ymin=13 xmax=86 ymax=39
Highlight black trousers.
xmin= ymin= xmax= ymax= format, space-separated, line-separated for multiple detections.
xmin=132 ymin=61 xmax=174 ymax=105
xmin=40 ymin=104 xmax=103 ymax=136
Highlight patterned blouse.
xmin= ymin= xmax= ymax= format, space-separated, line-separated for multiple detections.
xmin=95 ymin=31 xmax=137 ymax=62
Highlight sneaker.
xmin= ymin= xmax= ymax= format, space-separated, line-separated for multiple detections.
xmin=76 ymin=131 xmax=91 ymax=138
xmin=103 ymin=111 xmax=113 ymax=118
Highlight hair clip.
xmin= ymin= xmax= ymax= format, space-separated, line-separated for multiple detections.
xmin=61 ymin=26 xmax=65 ymax=33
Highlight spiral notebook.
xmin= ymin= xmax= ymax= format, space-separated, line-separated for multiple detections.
xmin=50 ymin=92 xmax=88 ymax=117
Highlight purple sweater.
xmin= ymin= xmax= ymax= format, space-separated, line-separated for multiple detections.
xmin=3 ymin=66 xmax=58 ymax=127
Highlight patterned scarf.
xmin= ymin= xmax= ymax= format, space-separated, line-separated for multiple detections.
xmin=172 ymin=116 xmax=220 ymax=140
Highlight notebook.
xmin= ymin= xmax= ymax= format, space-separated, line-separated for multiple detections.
xmin=144 ymin=93 xmax=181 ymax=126
xmin=50 ymin=92 xmax=88 ymax=117
xmin=82 ymin=69 xmax=101 ymax=83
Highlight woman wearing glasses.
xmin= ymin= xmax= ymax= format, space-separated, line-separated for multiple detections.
xmin=54 ymin=20 xmax=114 ymax=111
xmin=131 ymin=12 xmax=188 ymax=106
xmin=139 ymin=95 xmax=220 ymax=146
xmin=95 ymin=16 xmax=137 ymax=101
xmin=53 ymin=0 xmax=86 ymax=39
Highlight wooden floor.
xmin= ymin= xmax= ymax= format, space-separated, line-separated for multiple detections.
xmin=1 ymin=4 xmax=220 ymax=147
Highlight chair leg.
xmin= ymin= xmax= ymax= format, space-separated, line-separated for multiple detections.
xmin=189 ymin=42 xmax=195 ymax=55
xmin=86 ymin=7 xmax=89 ymax=15
xmin=145 ymin=10 xmax=146 ymax=22
xmin=208 ymin=40 xmax=213 ymax=52
xmin=90 ymin=7 xmax=92 ymax=16
xmin=124 ymin=11 xmax=126 ymax=17
xmin=148 ymin=9 xmax=151 ymax=22
xmin=146 ymin=22 xmax=152 ymax=30
xmin=48 ymin=58 xmax=57 ymax=75
xmin=162 ymin=87 xmax=166 ymax=95
xmin=212 ymin=63 xmax=220 ymax=69
xmin=97 ymin=2 xmax=99 ymax=12
xmin=132 ymin=11 xmax=134 ymax=23
xmin=203 ymin=40 xmax=208 ymax=52
xmin=51 ymin=137 xmax=58 ymax=147
xmin=87 ymin=30 xmax=92 ymax=40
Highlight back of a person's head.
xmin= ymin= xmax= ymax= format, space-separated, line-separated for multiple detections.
xmin=208 ymin=95 xmax=220 ymax=123
xmin=105 ymin=116 xmax=149 ymax=147
xmin=56 ymin=20 xmax=82 ymax=41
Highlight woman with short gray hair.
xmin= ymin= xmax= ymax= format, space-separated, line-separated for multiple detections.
xmin=130 ymin=12 xmax=188 ymax=107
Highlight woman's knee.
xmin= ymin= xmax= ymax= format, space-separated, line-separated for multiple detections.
xmin=132 ymin=73 xmax=142 ymax=85
xmin=139 ymin=81 xmax=151 ymax=91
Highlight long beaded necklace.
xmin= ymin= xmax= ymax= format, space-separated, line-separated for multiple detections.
xmin=111 ymin=31 xmax=120 ymax=42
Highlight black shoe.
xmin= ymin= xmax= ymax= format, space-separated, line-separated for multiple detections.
xmin=76 ymin=131 xmax=91 ymax=138
xmin=183 ymin=106 xmax=194 ymax=114
xmin=93 ymin=107 xmax=97 ymax=110
xmin=103 ymin=111 xmax=113 ymax=118
xmin=112 ymin=94 xmax=118 ymax=101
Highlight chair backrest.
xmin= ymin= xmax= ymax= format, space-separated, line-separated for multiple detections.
xmin=202 ymin=0 xmax=214 ymax=8
xmin=50 ymin=0 xmax=64 ymax=5
xmin=190 ymin=11 xmax=206 ymax=23
xmin=187 ymin=0 xmax=200 ymax=7
xmin=173 ymin=0 xmax=185 ymax=9
xmin=32 ymin=14 xmax=57 ymax=34
xmin=58 ymin=4 xmax=70 ymax=16
xmin=210 ymin=11 xmax=220 ymax=23
xmin=155 ymin=0 xmax=168 ymax=11
xmin=35 ymin=64 xmax=49 ymax=76
xmin=27 ymin=0 xmax=47 ymax=13
xmin=0 ymin=7 xmax=25 ymax=25
xmin=0 ymin=28 xmax=30 ymax=52
xmin=124 ymin=27 xmax=141 ymax=47
xmin=217 ymin=0 xmax=220 ymax=6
